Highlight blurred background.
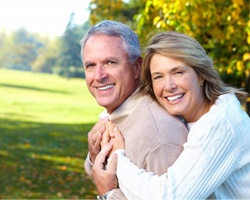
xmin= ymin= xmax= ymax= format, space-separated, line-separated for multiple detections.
xmin=0 ymin=0 xmax=249 ymax=199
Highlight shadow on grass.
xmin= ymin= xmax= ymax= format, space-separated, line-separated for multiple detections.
xmin=0 ymin=118 xmax=97 ymax=199
xmin=0 ymin=83 xmax=68 ymax=94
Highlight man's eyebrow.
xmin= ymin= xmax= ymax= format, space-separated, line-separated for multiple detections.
xmin=84 ymin=61 xmax=94 ymax=65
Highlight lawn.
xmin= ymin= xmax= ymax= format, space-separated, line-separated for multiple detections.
xmin=0 ymin=69 xmax=103 ymax=199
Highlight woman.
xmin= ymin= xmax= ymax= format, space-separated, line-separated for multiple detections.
xmin=92 ymin=31 xmax=250 ymax=199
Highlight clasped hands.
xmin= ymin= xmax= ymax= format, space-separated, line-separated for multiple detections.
xmin=87 ymin=117 xmax=125 ymax=195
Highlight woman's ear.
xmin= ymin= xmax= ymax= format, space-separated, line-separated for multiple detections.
xmin=199 ymin=76 xmax=205 ymax=86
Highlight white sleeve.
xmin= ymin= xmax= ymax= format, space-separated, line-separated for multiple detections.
xmin=115 ymin=119 xmax=236 ymax=200
xmin=84 ymin=153 xmax=94 ymax=176
xmin=115 ymin=150 xmax=167 ymax=200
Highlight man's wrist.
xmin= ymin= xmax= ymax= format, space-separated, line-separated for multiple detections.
xmin=97 ymin=191 xmax=110 ymax=200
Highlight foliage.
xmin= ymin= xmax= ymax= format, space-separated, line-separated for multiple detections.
xmin=89 ymin=0 xmax=250 ymax=88
xmin=59 ymin=13 xmax=85 ymax=79
xmin=0 ymin=69 xmax=103 ymax=199
xmin=0 ymin=14 xmax=91 ymax=78
xmin=0 ymin=29 xmax=44 ymax=71
xmin=32 ymin=38 xmax=61 ymax=74
xmin=89 ymin=0 xmax=144 ymax=29
xmin=0 ymin=28 xmax=60 ymax=74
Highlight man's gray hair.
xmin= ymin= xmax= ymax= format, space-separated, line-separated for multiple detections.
xmin=80 ymin=20 xmax=140 ymax=63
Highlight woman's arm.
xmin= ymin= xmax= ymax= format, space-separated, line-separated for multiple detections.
xmin=115 ymin=122 xmax=236 ymax=199
xmin=93 ymin=119 xmax=236 ymax=199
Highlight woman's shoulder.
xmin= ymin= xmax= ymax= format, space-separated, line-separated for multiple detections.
xmin=192 ymin=93 xmax=250 ymax=138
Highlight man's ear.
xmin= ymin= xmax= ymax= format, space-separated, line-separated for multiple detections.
xmin=134 ymin=56 xmax=142 ymax=79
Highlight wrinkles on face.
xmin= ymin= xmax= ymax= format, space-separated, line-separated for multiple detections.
xmin=82 ymin=35 xmax=139 ymax=113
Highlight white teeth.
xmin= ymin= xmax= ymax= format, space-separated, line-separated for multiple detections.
xmin=167 ymin=94 xmax=183 ymax=101
xmin=98 ymin=85 xmax=114 ymax=91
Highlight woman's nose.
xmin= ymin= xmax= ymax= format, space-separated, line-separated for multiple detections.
xmin=164 ymin=77 xmax=177 ymax=91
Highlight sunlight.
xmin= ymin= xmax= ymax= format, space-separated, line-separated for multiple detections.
xmin=0 ymin=0 xmax=90 ymax=37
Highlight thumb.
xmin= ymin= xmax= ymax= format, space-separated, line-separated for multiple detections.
xmin=107 ymin=153 xmax=117 ymax=175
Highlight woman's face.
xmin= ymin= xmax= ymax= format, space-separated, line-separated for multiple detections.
xmin=150 ymin=53 xmax=207 ymax=122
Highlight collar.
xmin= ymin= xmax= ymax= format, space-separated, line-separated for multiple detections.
xmin=99 ymin=88 xmax=142 ymax=123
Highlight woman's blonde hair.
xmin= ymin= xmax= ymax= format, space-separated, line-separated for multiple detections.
xmin=140 ymin=31 xmax=247 ymax=104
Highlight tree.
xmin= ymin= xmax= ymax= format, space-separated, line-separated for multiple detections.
xmin=136 ymin=0 xmax=249 ymax=88
xmin=89 ymin=0 xmax=250 ymax=88
xmin=59 ymin=13 xmax=83 ymax=79
xmin=89 ymin=0 xmax=143 ymax=29
xmin=32 ymin=37 xmax=61 ymax=73
xmin=0 ymin=28 xmax=44 ymax=71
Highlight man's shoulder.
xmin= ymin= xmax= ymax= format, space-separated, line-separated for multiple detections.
xmin=134 ymin=95 xmax=185 ymax=127
xmin=139 ymin=95 xmax=174 ymax=117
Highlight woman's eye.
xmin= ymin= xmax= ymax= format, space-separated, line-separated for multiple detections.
xmin=174 ymin=71 xmax=183 ymax=75
xmin=153 ymin=75 xmax=162 ymax=80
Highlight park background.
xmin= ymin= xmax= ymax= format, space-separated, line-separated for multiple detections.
xmin=0 ymin=0 xmax=249 ymax=199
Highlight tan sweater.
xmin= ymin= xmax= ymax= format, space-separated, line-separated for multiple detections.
xmin=84 ymin=91 xmax=188 ymax=199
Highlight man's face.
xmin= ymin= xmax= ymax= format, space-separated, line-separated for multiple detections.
xmin=83 ymin=35 xmax=140 ymax=113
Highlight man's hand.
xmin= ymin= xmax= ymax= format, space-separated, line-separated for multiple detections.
xmin=88 ymin=117 xmax=108 ymax=163
xmin=92 ymin=143 xmax=118 ymax=195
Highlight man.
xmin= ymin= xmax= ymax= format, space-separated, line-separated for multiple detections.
xmin=81 ymin=20 xmax=188 ymax=199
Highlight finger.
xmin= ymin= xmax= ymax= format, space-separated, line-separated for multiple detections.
xmin=101 ymin=124 xmax=111 ymax=148
xmin=107 ymin=121 xmax=113 ymax=135
xmin=111 ymin=126 xmax=123 ymax=139
xmin=110 ymin=127 xmax=125 ymax=151
xmin=89 ymin=125 xmax=107 ymax=163
xmin=108 ymin=122 xmax=116 ymax=137
xmin=115 ymin=126 xmax=124 ymax=139
xmin=88 ymin=125 xmax=104 ymax=144
xmin=95 ymin=125 xmax=106 ymax=146
xmin=95 ymin=143 xmax=113 ymax=167
xmin=91 ymin=117 xmax=109 ymax=134
xmin=107 ymin=153 xmax=118 ymax=174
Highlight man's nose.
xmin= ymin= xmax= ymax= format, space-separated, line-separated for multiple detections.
xmin=94 ymin=65 xmax=107 ymax=81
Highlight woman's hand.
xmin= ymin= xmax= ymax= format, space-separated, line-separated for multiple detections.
xmin=100 ymin=121 xmax=113 ymax=149
xmin=100 ymin=121 xmax=125 ymax=157
xmin=110 ymin=125 xmax=125 ymax=153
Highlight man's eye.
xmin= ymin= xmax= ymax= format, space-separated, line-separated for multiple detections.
xmin=85 ymin=64 xmax=95 ymax=71
xmin=107 ymin=61 xmax=116 ymax=65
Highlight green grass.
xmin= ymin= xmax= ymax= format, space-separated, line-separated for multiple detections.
xmin=0 ymin=69 xmax=103 ymax=199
